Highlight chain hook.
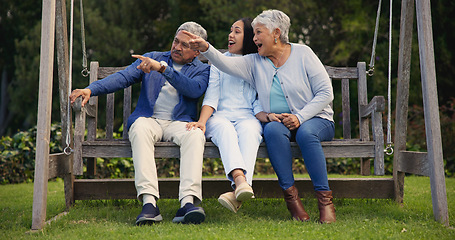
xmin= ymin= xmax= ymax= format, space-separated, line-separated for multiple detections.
xmin=384 ymin=143 xmax=394 ymax=156
xmin=367 ymin=67 xmax=374 ymax=77
xmin=63 ymin=146 xmax=73 ymax=155
xmin=81 ymin=68 xmax=89 ymax=77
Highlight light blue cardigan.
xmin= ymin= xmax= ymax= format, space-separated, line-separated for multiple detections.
xmin=201 ymin=43 xmax=334 ymax=124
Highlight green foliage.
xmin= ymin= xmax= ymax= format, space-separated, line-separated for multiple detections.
xmin=0 ymin=0 xmax=43 ymax=134
xmin=0 ymin=123 xmax=62 ymax=184
xmin=2 ymin=0 xmax=455 ymax=135
xmin=0 ymin=132 xmax=35 ymax=184
xmin=10 ymin=22 xmax=42 ymax=128
xmin=94 ymin=157 xmax=135 ymax=179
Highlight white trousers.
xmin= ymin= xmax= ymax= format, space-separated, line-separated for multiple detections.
xmin=128 ymin=117 xmax=205 ymax=204
xmin=205 ymin=115 xmax=263 ymax=187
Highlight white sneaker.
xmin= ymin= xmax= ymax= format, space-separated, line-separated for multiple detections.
xmin=218 ymin=192 xmax=242 ymax=213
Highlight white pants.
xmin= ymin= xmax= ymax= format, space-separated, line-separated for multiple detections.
xmin=205 ymin=115 xmax=263 ymax=187
xmin=128 ymin=117 xmax=205 ymax=204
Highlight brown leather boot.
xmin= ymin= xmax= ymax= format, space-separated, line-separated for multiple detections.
xmin=315 ymin=190 xmax=336 ymax=224
xmin=283 ymin=185 xmax=310 ymax=221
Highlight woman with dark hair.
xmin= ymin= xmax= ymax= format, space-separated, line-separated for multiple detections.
xmin=240 ymin=18 xmax=258 ymax=55
xmin=187 ymin=18 xmax=263 ymax=213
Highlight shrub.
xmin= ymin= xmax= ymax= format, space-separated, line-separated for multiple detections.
xmin=0 ymin=124 xmax=62 ymax=184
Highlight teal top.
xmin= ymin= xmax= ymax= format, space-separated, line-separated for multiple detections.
xmin=268 ymin=59 xmax=291 ymax=114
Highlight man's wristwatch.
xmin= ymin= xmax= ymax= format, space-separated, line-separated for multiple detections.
xmin=158 ymin=61 xmax=167 ymax=74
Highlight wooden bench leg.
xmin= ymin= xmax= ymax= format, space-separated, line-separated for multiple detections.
xmin=86 ymin=157 xmax=96 ymax=178
xmin=63 ymin=172 xmax=75 ymax=209
xmin=360 ymin=158 xmax=370 ymax=176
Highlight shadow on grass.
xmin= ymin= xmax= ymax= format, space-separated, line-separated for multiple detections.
xmin=66 ymin=196 xmax=406 ymax=226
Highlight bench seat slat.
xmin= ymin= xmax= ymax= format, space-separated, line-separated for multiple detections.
xmin=81 ymin=140 xmax=376 ymax=159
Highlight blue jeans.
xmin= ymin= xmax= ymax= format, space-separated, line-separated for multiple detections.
xmin=263 ymin=117 xmax=335 ymax=191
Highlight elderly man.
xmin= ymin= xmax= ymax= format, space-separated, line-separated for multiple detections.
xmin=69 ymin=22 xmax=210 ymax=225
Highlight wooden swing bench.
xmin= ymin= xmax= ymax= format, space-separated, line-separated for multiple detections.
xmin=69 ymin=59 xmax=393 ymax=203
xmin=34 ymin=1 xmax=448 ymax=230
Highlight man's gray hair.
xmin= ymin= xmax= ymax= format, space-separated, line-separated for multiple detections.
xmin=176 ymin=21 xmax=208 ymax=41
xmin=252 ymin=9 xmax=290 ymax=43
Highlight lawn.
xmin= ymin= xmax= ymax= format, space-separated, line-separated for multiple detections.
xmin=1 ymin=175 xmax=454 ymax=239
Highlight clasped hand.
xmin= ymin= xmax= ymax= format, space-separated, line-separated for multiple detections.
xmin=269 ymin=113 xmax=300 ymax=131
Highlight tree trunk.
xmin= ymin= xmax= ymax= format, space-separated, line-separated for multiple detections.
xmin=0 ymin=68 xmax=12 ymax=136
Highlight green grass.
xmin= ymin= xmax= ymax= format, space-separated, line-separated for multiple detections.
xmin=1 ymin=175 xmax=454 ymax=239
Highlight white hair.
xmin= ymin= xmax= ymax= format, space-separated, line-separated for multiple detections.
xmin=176 ymin=21 xmax=208 ymax=41
xmin=252 ymin=9 xmax=290 ymax=43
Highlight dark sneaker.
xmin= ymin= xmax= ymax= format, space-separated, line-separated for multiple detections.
xmin=172 ymin=203 xmax=206 ymax=224
xmin=136 ymin=203 xmax=163 ymax=226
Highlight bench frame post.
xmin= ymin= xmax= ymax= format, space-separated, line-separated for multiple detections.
xmin=394 ymin=0 xmax=448 ymax=226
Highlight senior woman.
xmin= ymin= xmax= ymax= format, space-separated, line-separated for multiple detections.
xmin=184 ymin=9 xmax=336 ymax=224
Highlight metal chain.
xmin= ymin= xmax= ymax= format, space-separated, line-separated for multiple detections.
xmin=385 ymin=0 xmax=394 ymax=156
xmin=80 ymin=0 xmax=89 ymax=77
xmin=368 ymin=0 xmax=382 ymax=76
xmin=64 ymin=0 xmax=75 ymax=155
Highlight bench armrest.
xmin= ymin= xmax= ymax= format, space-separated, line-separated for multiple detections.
xmin=359 ymin=96 xmax=385 ymax=118
xmin=72 ymin=96 xmax=97 ymax=117
xmin=359 ymin=95 xmax=385 ymax=175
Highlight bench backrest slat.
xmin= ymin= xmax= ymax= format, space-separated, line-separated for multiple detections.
xmin=341 ymin=78 xmax=351 ymax=139
xmin=89 ymin=61 xmax=366 ymax=141
xmin=87 ymin=62 xmax=99 ymax=141
xmin=106 ymin=93 xmax=115 ymax=139
xmin=123 ymin=86 xmax=132 ymax=139
xmin=98 ymin=67 xmax=127 ymax=79
xmin=326 ymin=65 xmax=361 ymax=140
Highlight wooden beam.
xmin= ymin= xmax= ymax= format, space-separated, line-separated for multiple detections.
xmin=372 ymin=109 xmax=385 ymax=175
xmin=48 ymin=153 xmax=72 ymax=179
xmin=341 ymin=78 xmax=351 ymax=139
xmin=55 ymin=0 xmax=70 ymax=149
xmin=54 ymin=0 xmax=74 ymax=211
xmin=83 ymin=104 xmax=97 ymax=118
xmin=359 ymin=96 xmax=385 ymax=118
xmin=32 ymin=0 xmax=56 ymax=231
xmin=123 ymin=86 xmax=132 ymax=139
xmin=73 ymin=178 xmax=394 ymax=200
xmin=396 ymin=151 xmax=429 ymax=176
xmin=415 ymin=0 xmax=449 ymax=226
xmin=357 ymin=62 xmax=369 ymax=142
xmin=96 ymin=65 xmax=360 ymax=81
xmin=73 ymin=108 xmax=85 ymax=175
xmin=394 ymin=0 xmax=414 ymax=204
xmin=324 ymin=66 xmax=358 ymax=79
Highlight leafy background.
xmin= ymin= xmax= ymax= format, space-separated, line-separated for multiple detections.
xmin=0 ymin=0 xmax=454 ymax=183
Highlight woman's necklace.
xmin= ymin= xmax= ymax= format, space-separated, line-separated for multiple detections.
xmin=275 ymin=44 xmax=289 ymax=68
